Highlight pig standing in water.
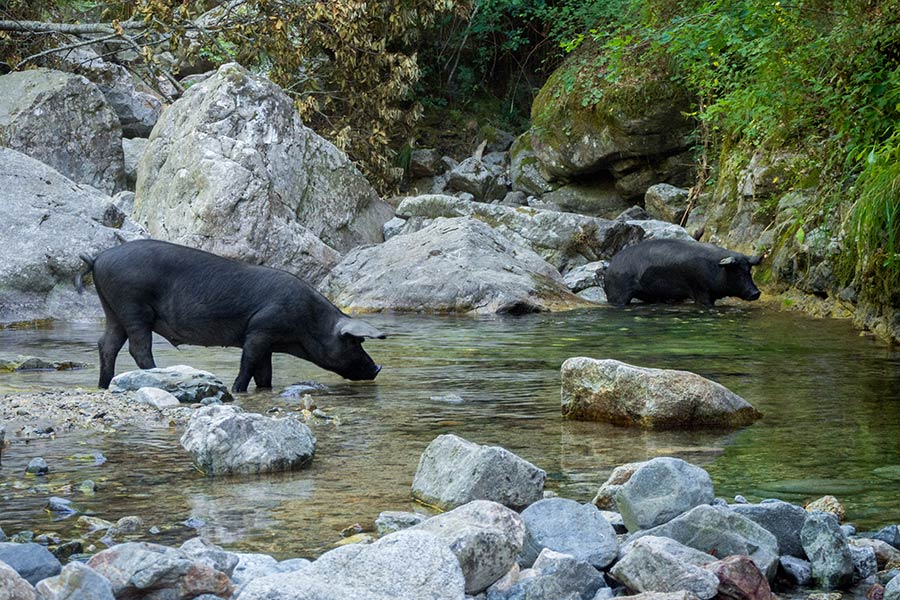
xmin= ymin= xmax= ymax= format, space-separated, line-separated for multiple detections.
xmin=604 ymin=239 xmax=762 ymax=307
xmin=76 ymin=239 xmax=385 ymax=392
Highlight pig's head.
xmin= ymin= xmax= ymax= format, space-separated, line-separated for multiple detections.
xmin=719 ymin=254 xmax=763 ymax=301
xmin=317 ymin=317 xmax=385 ymax=381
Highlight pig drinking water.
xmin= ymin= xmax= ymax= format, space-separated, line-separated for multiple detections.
xmin=604 ymin=239 xmax=762 ymax=307
xmin=76 ymin=239 xmax=385 ymax=392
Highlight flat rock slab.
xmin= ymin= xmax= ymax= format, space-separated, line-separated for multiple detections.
xmin=561 ymin=357 xmax=762 ymax=429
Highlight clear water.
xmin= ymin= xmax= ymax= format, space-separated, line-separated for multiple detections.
xmin=1 ymin=305 xmax=899 ymax=559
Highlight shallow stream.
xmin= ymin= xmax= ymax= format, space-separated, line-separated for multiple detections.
xmin=1 ymin=305 xmax=899 ymax=559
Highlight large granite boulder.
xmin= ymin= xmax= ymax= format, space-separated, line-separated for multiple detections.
xmin=445 ymin=157 xmax=508 ymax=202
xmin=134 ymin=62 xmax=392 ymax=283
xmin=487 ymin=549 xmax=608 ymax=600
xmin=110 ymin=365 xmax=233 ymax=404
xmin=509 ymin=132 xmax=553 ymax=197
xmin=614 ymin=457 xmax=715 ymax=532
xmin=54 ymin=46 xmax=163 ymax=137
xmin=560 ymin=358 xmax=762 ymax=429
xmin=518 ymin=497 xmax=618 ymax=569
xmin=610 ymin=536 xmax=719 ymax=599
xmin=729 ymin=500 xmax=808 ymax=558
xmin=236 ymin=530 xmax=466 ymax=600
xmin=394 ymin=195 xmax=644 ymax=271
xmin=529 ymin=46 xmax=692 ymax=185
xmin=0 ymin=68 xmax=125 ymax=194
xmin=592 ymin=461 xmax=646 ymax=510
xmin=320 ymin=217 xmax=588 ymax=315
xmin=630 ymin=505 xmax=780 ymax=581
xmin=412 ymin=500 xmax=525 ymax=594
xmin=541 ymin=179 xmax=631 ymax=218
xmin=0 ymin=148 xmax=133 ymax=325
xmin=180 ymin=404 xmax=316 ymax=476
xmin=87 ymin=542 xmax=232 ymax=599
xmin=411 ymin=434 xmax=546 ymax=511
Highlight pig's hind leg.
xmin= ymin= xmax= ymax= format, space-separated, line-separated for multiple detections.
xmin=98 ymin=319 xmax=127 ymax=388
xmin=233 ymin=334 xmax=271 ymax=393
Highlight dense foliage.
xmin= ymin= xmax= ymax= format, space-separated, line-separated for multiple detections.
xmin=573 ymin=0 xmax=900 ymax=307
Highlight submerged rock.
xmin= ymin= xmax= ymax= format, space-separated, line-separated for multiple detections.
xmin=321 ymin=217 xmax=587 ymax=315
xmin=110 ymin=365 xmax=233 ymax=404
xmin=560 ymin=357 xmax=762 ymax=429
xmin=180 ymin=404 xmax=316 ymax=476
xmin=411 ymin=434 xmax=546 ymax=511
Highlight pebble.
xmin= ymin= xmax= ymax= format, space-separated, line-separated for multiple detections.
xmin=26 ymin=457 xmax=49 ymax=475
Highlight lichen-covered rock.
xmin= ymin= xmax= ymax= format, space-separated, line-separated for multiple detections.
xmin=509 ymin=133 xmax=554 ymax=197
xmin=135 ymin=62 xmax=392 ymax=283
xmin=395 ymin=195 xmax=644 ymax=272
xmin=236 ymin=530 xmax=466 ymax=600
xmin=529 ymin=48 xmax=692 ymax=182
xmin=614 ymin=457 xmax=715 ymax=532
xmin=445 ymin=157 xmax=508 ymax=202
xmin=321 ymin=217 xmax=588 ymax=315
xmin=413 ymin=500 xmax=525 ymax=594
xmin=645 ymin=184 xmax=691 ymax=224
xmin=800 ymin=511 xmax=854 ymax=590
xmin=0 ymin=147 xmax=135 ymax=325
xmin=110 ymin=365 xmax=232 ymax=404
xmin=180 ymin=404 xmax=316 ymax=476
xmin=561 ymin=358 xmax=762 ymax=429
xmin=86 ymin=541 xmax=233 ymax=599
xmin=518 ymin=497 xmax=618 ymax=569
xmin=805 ymin=495 xmax=846 ymax=521
xmin=541 ymin=179 xmax=630 ymax=218
xmin=610 ymin=536 xmax=719 ymax=599
xmin=411 ymin=434 xmax=546 ymax=511
xmin=630 ymin=505 xmax=780 ymax=581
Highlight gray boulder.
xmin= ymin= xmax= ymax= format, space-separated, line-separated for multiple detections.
xmin=321 ymin=217 xmax=587 ymax=315
xmin=0 ymin=68 xmax=125 ymax=194
xmin=413 ymin=500 xmax=525 ymax=594
xmin=54 ymin=46 xmax=163 ymax=137
xmin=610 ymin=536 xmax=718 ymax=599
xmin=886 ymin=574 xmax=900 ymax=600
xmin=135 ymin=62 xmax=392 ymax=283
xmin=0 ymin=542 xmax=61 ymax=585
xmin=850 ymin=544 xmax=877 ymax=581
xmin=236 ymin=530 xmax=466 ymax=600
xmin=411 ymin=434 xmax=546 ymax=511
xmin=561 ymin=358 xmax=762 ymax=429
xmin=180 ymin=404 xmax=316 ymax=476
xmin=0 ymin=560 xmax=37 ymax=600
xmin=0 ymin=147 xmax=134 ymax=325
xmin=630 ymin=504 xmax=780 ymax=580
xmin=644 ymin=184 xmax=690 ymax=224
xmin=110 ymin=365 xmax=233 ymax=404
xmin=446 ymin=157 xmax=507 ymax=202
xmin=615 ymin=457 xmax=715 ymax=532
xmin=487 ymin=549 xmax=607 ymax=600
xmin=518 ymin=498 xmax=618 ymax=569
xmin=778 ymin=556 xmax=812 ymax=586
xmin=134 ymin=386 xmax=181 ymax=409
xmin=542 ymin=179 xmax=630 ymax=219
xmin=395 ymin=195 xmax=644 ymax=272
xmin=626 ymin=219 xmax=695 ymax=242
xmin=800 ymin=511 xmax=854 ymax=589
xmin=509 ymin=133 xmax=553 ymax=197
xmin=180 ymin=537 xmax=240 ymax=577
xmin=375 ymin=511 xmax=428 ymax=536
xmin=231 ymin=552 xmax=309 ymax=586
xmin=34 ymin=562 xmax=115 ymax=600
xmin=87 ymin=541 xmax=233 ymax=599
xmin=563 ymin=261 xmax=608 ymax=293
xmin=592 ymin=461 xmax=645 ymax=510
xmin=383 ymin=216 xmax=408 ymax=240
xmin=730 ymin=500 xmax=808 ymax=558
xmin=122 ymin=137 xmax=149 ymax=190
xmin=410 ymin=148 xmax=442 ymax=178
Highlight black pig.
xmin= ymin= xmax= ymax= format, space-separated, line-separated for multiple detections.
xmin=604 ymin=239 xmax=762 ymax=307
xmin=76 ymin=239 xmax=385 ymax=392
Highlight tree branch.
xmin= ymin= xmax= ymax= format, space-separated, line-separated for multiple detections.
xmin=0 ymin=19 xmax=147 ymax=35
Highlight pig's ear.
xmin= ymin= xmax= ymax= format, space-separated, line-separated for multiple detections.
xmin=718 ymin=256 xmax=736 ymax=266
xmin=338 ymin=318 xmax=386 ymax=340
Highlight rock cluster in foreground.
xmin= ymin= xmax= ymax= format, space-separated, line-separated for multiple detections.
xmin=1 ymin=432 xmax=897 ymax=600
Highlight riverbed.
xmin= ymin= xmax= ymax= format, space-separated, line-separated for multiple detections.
xmin=1 ymin=304 xmax=898 ymax=559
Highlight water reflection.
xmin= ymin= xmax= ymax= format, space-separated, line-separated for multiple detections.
xmin=0 ymin=305 xmax=899 ymax=558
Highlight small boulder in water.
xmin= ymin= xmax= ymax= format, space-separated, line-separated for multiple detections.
xmin=111 ymin=365 xmax=232 ymax=404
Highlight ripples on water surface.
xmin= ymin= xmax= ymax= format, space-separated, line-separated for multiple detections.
xmin=1 ymin=305 xmax=899 ymax=558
